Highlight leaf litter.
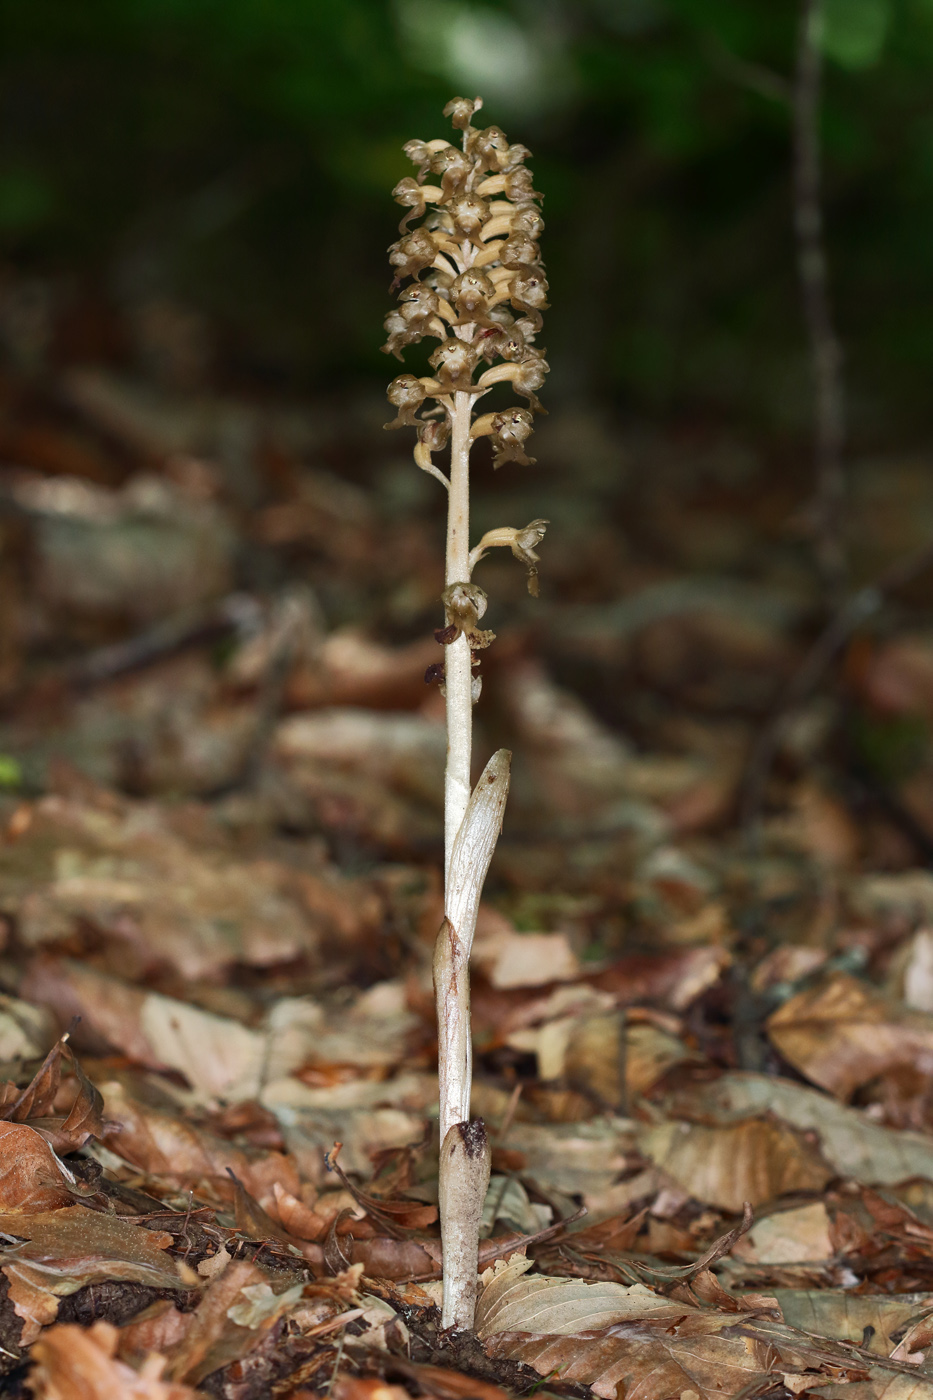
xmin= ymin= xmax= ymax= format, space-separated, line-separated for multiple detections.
xmin=8 ymin=296 xmax=933 ymax=1399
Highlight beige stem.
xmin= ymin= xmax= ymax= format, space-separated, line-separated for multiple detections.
xmin=438 ymin=1119 xmax=491 ymax=1331
xmin=444 ymin=390 xmax=473 ymax=882
xmin=436 ymin=749 xmax=510 ymax=1329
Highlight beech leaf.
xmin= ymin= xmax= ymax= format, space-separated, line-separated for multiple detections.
xmin=475 ymin=1252 xmax=692 ymax=1337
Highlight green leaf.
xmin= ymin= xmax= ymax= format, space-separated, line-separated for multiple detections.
xmin=822 ymin=0 xmax=890 ymax=69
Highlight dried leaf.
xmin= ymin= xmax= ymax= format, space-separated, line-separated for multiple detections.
xmin=638 ymin=1115 xmax=832 ymax=1211
xmin=483 ymin=1314 xmax=777 ymax=1400
xmin=0 ymin=1122 xmax=74 ymax=1212
xmin=767 ymin=972 xmax=933 ymax=1099
xmin=733 ymin=1201 xmax=834 ymax=1264
xmin=678 ymin=1072 xmax=933 ymax=1185
xmin=475 ymin=1252 xmax=690 ymax=1337
xmin=99 ymin=1078 xmax=300 ymax=1206
xmin=1 ymin=1034 xmax=67 ymax=1122
xmin=32 ymin=1042 xmax=106 ymax=1152
xmin=163 ymin=1260 xmax=272 ymax=1385
xmin=0 ymin=1204 xmax=188 ymax=1344
xmin=30 ymin=1319 xmax=199 ymax=1400
xmin=774 ymin=1290 xmax=933 ymax=1356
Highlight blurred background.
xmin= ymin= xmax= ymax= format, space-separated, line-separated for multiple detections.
xmin=1 ymin=0 xmax=933 ymax=869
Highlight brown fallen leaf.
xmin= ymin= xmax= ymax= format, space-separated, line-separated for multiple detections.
xmin=270 ymin=1181 xmax=328 ymax=1241
xmin=775 ymin=1290 xmax=933 ymax=1357
xmin=22 ymin=959 xmax=275 ymax=1101
xmin=0 ymin=1122 xmax=74 ymax=1213
xmin=672 ymin=1071 xmax=933 ymax=1185
xmin=0 ymin=1033 xmax=68 ymax=1121
xmin=31 ymin=1040 xmax=106 ymax=1153
xmin=30 ymin=1319 xmax=199 ymax=1400
xmin=162 ymin=1259 xmax=283 ymax=1385
xmin=117 ymin=1301 xmax=192 ymax=1359
xmin=732 ymin=1201 xmax=834 ymax=1264
xmin=475 ymin=1252 xmax=693 ymax=1336
xmin=485 ymin=1308 xmax=888 ymax=1400
xmin=4 ymin=790 xmax=323 ymax=981
xmin=638 ymin=1115 xmax=832 ymax=1211
xmin=589 ymin=944 xmax=728 ymax=1011
xmin=483 ymin=1315 xmax=777 ymax=1400
xmin=99 ymin=1078 xmax=300 ymax=1207
xmin=0 ymin=1204 xmax=189 ymax=1345
xmin=767 ymin=972 xmax=933 ymax=1100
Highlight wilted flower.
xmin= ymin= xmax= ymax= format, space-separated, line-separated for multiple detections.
xmin=442 ymin=581 xmax=487 ymax=634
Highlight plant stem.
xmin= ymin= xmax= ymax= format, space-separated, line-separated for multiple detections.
xmin=444 ymin=389 xmax=474 ymax=882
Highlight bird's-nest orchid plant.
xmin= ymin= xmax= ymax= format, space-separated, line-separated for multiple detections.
xmin=383 ymin=95 xmax=549 ymax=1331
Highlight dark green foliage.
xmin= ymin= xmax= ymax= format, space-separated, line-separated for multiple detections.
xmin=1 ymin=0 xmax=931 ymax=435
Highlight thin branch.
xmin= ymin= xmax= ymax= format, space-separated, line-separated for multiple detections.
xmin=794 ymin=0 xmax=847 ymax=598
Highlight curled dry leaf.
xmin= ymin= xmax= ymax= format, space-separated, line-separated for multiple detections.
xmin=638 ymin=1115 xmax=832 ymax=1212
xmin=30 ymin=1041 xmax=106 ymax=1153
xmin=99 ymin=1079 xmax=300 ymax=1207
xmin=767 ymin=971 xmax=933 ymax=1100
xmin=0 ymin=1122 xmax=74 ymax=1213
xmin=30 ymin=1319 xmax=199 ymax=1400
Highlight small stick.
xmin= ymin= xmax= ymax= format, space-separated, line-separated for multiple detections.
xmin=794 ymin=0 xmax=847 ymax=599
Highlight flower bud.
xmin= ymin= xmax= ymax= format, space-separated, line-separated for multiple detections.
xmin=443 ymin=96 xmax=481 ymax=131
xmin=385 ymin=374 xmax=427 ymax=428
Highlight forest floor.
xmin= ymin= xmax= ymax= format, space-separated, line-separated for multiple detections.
xmin=4 ymin=293 xmax=933 ymax=1399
